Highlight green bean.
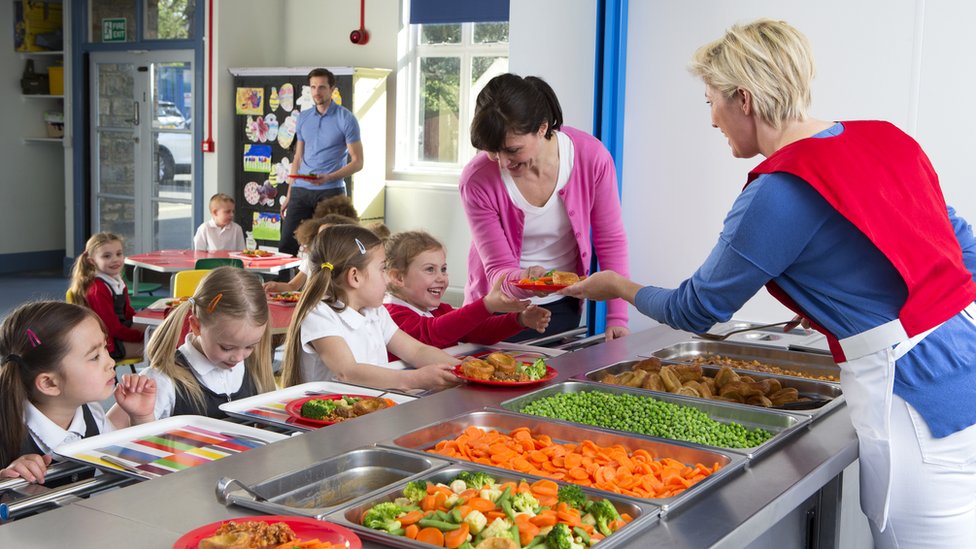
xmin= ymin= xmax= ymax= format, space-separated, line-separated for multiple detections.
xmin=417 ymin=518 xmax=462 ymax=531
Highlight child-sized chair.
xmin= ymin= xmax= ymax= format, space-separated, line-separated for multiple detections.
xmin=194 ymin=258 xmax=244 ymax=269
xmin=173 ymin=269 xmax=211 ymax=298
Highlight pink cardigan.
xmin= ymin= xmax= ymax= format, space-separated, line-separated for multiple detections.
xmin=458 ymin=126 xmax=630 ymax=328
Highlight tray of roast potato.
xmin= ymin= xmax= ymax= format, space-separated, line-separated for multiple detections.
xmin=576 ymin=353 xmax=843 ymax=419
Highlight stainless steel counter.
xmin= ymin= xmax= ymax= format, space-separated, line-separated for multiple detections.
xmin=0 ymin=326 xmax=858 ymax=547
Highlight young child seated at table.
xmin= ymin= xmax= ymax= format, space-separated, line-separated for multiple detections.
xmin=117 ymin=267 xmax=275 ymax=422
xmin=263 ymin=214 xmax=358 ymax=293
xmin=193 ymin=193 xmax=245 ymax=252
xmin=279 ymin=225 xmax=460 ymax=392
xmin=383 ymin=231 xmax=550 ymax=361
xmin=67 ymin=232 xmax=146 ymax=361
xmin=0 ymin=301 xmax=156 ymax=485
xmin=313 ymin=194 xmax=359 ymax=220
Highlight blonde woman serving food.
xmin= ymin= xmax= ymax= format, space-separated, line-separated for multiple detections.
xmin=561 ymin=19 xmax=976 ymax=548
xmin=460 ymin=74 xmax=630 ymax=341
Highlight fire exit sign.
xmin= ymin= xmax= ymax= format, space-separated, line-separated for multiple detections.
xmin=102 ymin=18 xmax=126 ymax=42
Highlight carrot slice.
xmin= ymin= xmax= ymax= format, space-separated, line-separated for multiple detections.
xmin=518 ymin=521 xmax=541 ymax=546
xmin=404 ymin=524 xmax=420 ymax=539
xmin=415 ymin=527 xmax=445 ymax=547
xmin=399 ymin=510 xmax=424 ymax=526
xmin=444 ymin=522 xmax=470 ymax=549
xmin=466 ymin=496 xmax=496 ymax=512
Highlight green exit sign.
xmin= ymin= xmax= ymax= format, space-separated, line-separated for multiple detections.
xmin=102 ymin=18 xmax=126 ymax=42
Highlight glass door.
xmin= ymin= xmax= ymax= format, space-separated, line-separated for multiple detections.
xmin=90 ymin=51 xmax=194 ymax=253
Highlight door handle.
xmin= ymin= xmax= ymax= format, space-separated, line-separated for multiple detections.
xmin=133 ymin=100 xmax=140 ymax=126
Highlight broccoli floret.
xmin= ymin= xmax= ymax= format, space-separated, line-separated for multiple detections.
xmin=511 ymin=491 xmax=541 ymax=514
xmin=557 ymin=484 xmax=588 ymax=510
xmin=587 ymin=499 xmax=621 ymax=537
xmin=300 ymin=399 xmax=337 ymax=420
xmin=362 ymin=501 xmax=404 ymax=533
xmin=518 ymin=357 xmax=548 ymax=381
xmin=402 ymin=480 xmax=428 ymax=503
xmin=545 ymin=523 xmax=575 ymax=549
xmin=455 ymin=470 xmax=496 ymax=489
xmin=480 ymin=517 xmax=516 ymax=541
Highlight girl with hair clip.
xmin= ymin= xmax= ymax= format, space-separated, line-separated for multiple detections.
xmin=0 ymin=301 xmax=156 ymax=485
xmin=67 ymin=232 xmax=145 ymax=361
xmin=115 ymin=267 xmax=275 ymax=422
xmin=383 ymin=230 xmax=551 ymax=360
xmin=280 ymin=225 xmax=460 ymax=392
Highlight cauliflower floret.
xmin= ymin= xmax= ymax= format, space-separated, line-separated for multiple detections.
xmin=450 ymin=479 xmax=468 ymax=494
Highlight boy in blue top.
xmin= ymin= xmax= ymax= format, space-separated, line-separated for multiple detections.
xmin=279 ymin=68 xmax=363 ymax=255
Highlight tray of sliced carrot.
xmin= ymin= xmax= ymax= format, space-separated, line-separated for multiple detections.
xmin=384 ymin=410 xmax=747 ymax=516
xmin=325 ymin=464 xmax=657 ymax=549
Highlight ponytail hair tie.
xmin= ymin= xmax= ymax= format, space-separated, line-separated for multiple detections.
xmin=321 ymin=262 xmax=334 ymax=271
xmin=187 ymin=297 xmax=196 ymax=307
xmin=3 ymin=353 xmax=25 ymax=367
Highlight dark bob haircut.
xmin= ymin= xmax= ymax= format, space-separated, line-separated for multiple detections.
xmin=470 ymin=74 xmax=563 ymax=152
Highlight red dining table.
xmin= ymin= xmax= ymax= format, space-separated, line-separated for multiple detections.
xmin=133 ymin=300 xmax=296 ymax=335
xmin=125 ymin=249 xmax=302 ymax=293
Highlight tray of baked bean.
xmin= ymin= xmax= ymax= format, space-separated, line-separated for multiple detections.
xmin=576 ymin=356 xmax=843 ymax=419
xmin=640 ymin=340 xmax=841 ymax=383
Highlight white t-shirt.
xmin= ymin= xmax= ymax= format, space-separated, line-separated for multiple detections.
xmin=299 ymin=300 xmax=402 ymax=382
xmin=142 ymin=335 xmax=246 ymax=419
xmin=193 ymin=219 xmax=246 ymax=252
xmin=24 ymin=401 xmax=112 ymax=456
xmin=503 ymin=131 xmax=577 ymax=305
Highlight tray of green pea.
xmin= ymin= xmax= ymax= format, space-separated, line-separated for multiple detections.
xmin=496 ymin=381 xmax=812 ymax=459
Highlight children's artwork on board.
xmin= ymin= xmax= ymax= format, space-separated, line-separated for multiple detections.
xmin=243 ymin=181 xmax=261 ymax=205
xmin=269 ymin=86 xmax=279 ymax=111
xmin=247 ymin=115 xmax=270 ymax=143
xmin=252 ymin=211 xmax=281 ymax=241
xmin=244 ymin=115 xmax=257 ymax=142
xmin=297 ymin=85 xmax=314 ymax=111
xmin=332 ymin=88 xmax=343 ymax=106
xmin=277 ymin=110 xmax=298 ymax=149
xmin=264 ymin=113 xmax=279 ymax=142
xmin=243 ymin=144 xmax=272 ymax=172
xmin=272 ymin=157 xmax=292 ymax=187
xmin=236 ymin=87 xmax=264 ymax=115
xmin=279 ymin=83 xmax=294 ymax=111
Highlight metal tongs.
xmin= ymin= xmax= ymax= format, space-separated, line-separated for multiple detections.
xmin=695 ymin=321 xmax=792 ymax=341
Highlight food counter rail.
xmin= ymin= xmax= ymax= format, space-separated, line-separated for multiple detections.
xmin=0 ymin=326 xmax=859 ymax=548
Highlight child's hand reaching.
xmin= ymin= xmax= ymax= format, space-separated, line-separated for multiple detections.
xmin=263 ymin=280 xmax=288 ymax=293
xmin=1 ymin=454 xmax=52 ymax=484
xmin=114 ymin=374 xmax=157 ymax=425
xmin=412 ymin=364 xmax=462 ymax=391
xmin=519 ymin=305 xmax=551 ymax=333
xmin=484 ymin=276 xmax=530 ymax=314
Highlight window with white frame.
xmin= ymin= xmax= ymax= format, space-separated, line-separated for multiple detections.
xmin=397 ymin=22 xmax=509 ymax=173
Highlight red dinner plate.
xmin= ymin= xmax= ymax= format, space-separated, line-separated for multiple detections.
xmin=172 ymin=515 xmax=361 ymax=549
xmin=452 ymin=364 xmax=558 ymax=386
xmin=268 ymin=292 xmax=301 ymax=306
xmin=512 ymin=281 xmax=571 ymax=293
xmin=290 ymin=173 xmax=319 ymax=180
xmin=284 ymin=394 xmax=396 ymax=426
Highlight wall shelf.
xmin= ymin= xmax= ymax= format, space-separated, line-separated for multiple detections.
xmin=22 ymin=137 xmax=64 ymax=144
xmin=19 ymin=50 xmax=63 ymax=57
xmin=21 ymin=94 xmax=64 ymax=99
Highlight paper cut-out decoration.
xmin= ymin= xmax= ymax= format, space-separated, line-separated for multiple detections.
xmin=273 ymin=157 xmax=292 ymax=187
xmin=243 ymin=181 xmax=261 ymax=205
xmin=253 ymin=211 xmax=281 ymax=241
xmin=264 ymin=113 xmax=279 ymax=142
xmin=244 ymin=116 xmax=258 ymax=142
xmin=279 ymin=83 xmax=294 ymax=112
xmin=248 ymin=115 xmax=270 ymax=143
xmin=269 ymin=87 xmax=279 ymax=111
xmin=297 ymin=85 xmax=314 ymax=111
xmin=259 ymin=180 xmax=278 ymax=207
xmin=236 ymin=87 xmax=264 ymax=115
xmin=243 ymin=144 xmax=272 ymax=173
xmin=277 ymin=110 xmax=298 ymax=149
xmin=332 ymin=88 xmax=343 ymax=106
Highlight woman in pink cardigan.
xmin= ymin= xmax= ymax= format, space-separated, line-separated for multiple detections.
xmin=459 ymin=74 xmax=630 ymax=340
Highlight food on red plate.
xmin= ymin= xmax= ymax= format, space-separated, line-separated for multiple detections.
xmin=459 ymin=353 xmax=549 ymax=383
xmin=166 ymin=296 xmax=190 ymax=308
xmin=516 ymin=269 xmax=582 ymax=287
xmin=197 ymin=520 xmax=296 ymax=549
xmin=240 ymin=249 xmax=274 ymax=258
xmin=269 ymin=291 xmax=301 ymax=303
xmin=299 ymin=395 xmax=391 ymax=422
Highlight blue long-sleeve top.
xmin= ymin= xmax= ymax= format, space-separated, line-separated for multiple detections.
xmin=635 ymin=124 xmax=976 ymax=437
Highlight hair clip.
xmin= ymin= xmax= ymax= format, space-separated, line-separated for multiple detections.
xmin=321 ymin=262 xmax=334 ymax=271
xmin=355 ymin=238 xmax=367 ymax=255
xmin=25 ymin=329 xmax=41 ymax=348
xmin=207 ymin=293 xmax=223 ymax=313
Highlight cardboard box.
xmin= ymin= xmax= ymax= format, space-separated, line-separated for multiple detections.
xmin=44 ymin=111 xmax=63 ymax=138
xmin=47 ymin=65 xmax=62 ymax=95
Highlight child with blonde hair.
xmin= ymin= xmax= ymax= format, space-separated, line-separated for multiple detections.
xmin=67 ymin=232 xmax=145 ymax=361
xmin=194 ymin=193 xmax=245 ymax=251
xmin=263 ymin=213 xmax=358 ymax=293
xmin=280 ymin=225 xmax=460 ymax=391
xmin=0 ymin=301 xmax=156 ymax=485
xmin=120 ymin=267 xmax=275 ymax=421
xmin=384 ymin=231 xmax=550 ymax=360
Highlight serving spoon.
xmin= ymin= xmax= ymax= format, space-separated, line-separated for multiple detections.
xmin=695 ymin=321 xmax=793 ymax=341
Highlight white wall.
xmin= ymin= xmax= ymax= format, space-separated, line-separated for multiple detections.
xmin=621 ymin=0 xmax=976 ymax=333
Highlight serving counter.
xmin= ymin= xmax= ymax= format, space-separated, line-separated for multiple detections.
xmin=0 ymin=326 xmax=859 ymax=548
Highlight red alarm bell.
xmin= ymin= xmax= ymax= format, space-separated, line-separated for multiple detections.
xmin=351 ymin=0 xmax=369 ymax=45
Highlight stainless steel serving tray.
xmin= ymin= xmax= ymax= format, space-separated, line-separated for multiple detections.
xmin=576 ymin=359 xmax=844 ymax=419
xmin=499 ymin=381 xmax=812 ymax=460
xmin=326 ymin=464 xmax=658 ymax=549
xmin=215 ymin=446 xmax=451 ymax=519
xmin=642 ymin=340 xmax=841 ymax=383
xmin=385 ymin=409 xmax=746 ymax=515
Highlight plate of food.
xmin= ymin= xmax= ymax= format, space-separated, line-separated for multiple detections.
xmin=172 ymin=515 xmax=361 ymax=549
xmin=147 ymin=296 xmax=190 ymax=311
xmin=453 ymin=351 xmax=557 ymax=386
xmin=268 ymin=291 xmax=301 ymax=306
xmin=229 ymin=250 xmax=292 ymax=261
xmin=284 ymin=394 xmax=396 ymax=427
xmin=289 ymin=173 xmax=319 ymax=181
xmin=513 ymin=270 xmax=583 ymax=293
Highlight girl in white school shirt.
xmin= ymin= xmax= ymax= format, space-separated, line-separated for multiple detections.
xmin=0 ymin=301 xmax=155 ymax=484
xmin=110 ymin=267 xmax=276 ymax=423
xmin=280 ymin=224 xmax=460 ymax=391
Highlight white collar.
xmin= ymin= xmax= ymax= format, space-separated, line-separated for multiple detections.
xmin=96 ymin=272 xmax=126 ymax=294
xmin=384 ymin=294 xmax=435 ymax=317
xmin=178 ymin=334 xmax=244 ymax=377
xmin=24 ymin=401 xmax=89 ymax=455
xmin=207 ymin=218 xmax=232 ymax=231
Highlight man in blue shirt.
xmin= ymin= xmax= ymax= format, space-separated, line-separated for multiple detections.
xmin=279 ymin=68 xmax=363 ymax=255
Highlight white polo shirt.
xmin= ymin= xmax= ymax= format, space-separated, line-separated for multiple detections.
xmin=299 ymin=300 xmax=401 ymax=382
xmin=143 ymin=335 xmax=246 ymax=420
xmin=24 ymin=401 xmax=112 ymax=456
xmin=193 ymin=219 xmax=246 ymax=252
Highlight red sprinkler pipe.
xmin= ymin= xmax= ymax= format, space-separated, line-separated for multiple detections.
xmin=202 ymin=0 xmax=215 ymax=152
